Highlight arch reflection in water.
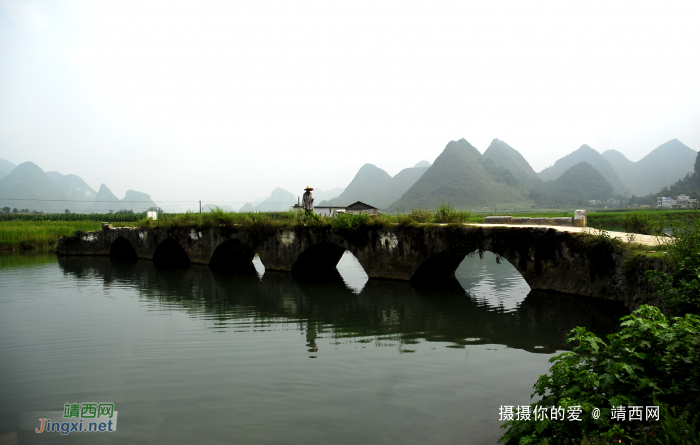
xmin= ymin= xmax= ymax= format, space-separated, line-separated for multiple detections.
xmin=455 ymin=252 xmax=531 ymax=312
xmin=335 ymin=251 xmax=368 ymax=293
xmin=58 ymin=255 xmax=628 ymax=354
xmin=252 ymin=255 xmax=265 ymax=278
xmin=290 ymin=244 xmax=368 ymax=293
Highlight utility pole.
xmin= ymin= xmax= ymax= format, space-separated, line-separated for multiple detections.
xmin=199 ymin=201 xmax=202 ymax=213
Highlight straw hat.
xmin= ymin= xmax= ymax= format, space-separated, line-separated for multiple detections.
xmin=304 ymin=186 xmax=314 ymax=191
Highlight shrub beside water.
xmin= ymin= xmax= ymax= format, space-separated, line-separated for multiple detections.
xmin=646 ymin=214 xmax=700 ymax=316
xmin=499 ymin=306 xmax=700 ymax=444
xmin=501 ymin=214 xmax=700 ymax=444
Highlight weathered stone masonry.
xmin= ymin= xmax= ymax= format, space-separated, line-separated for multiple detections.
xmin=57 ymin=224 xmax=663 ymax=310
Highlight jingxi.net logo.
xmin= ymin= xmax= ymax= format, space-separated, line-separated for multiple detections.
xmin=20 ymin=402 xmax=118 ymax=435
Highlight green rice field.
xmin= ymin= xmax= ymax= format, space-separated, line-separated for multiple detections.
xmin=0 ymin=221 xmax=133 ymax=251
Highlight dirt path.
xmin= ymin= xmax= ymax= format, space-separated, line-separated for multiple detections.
xmin=468 ymin=223 xmax=670 ymax=247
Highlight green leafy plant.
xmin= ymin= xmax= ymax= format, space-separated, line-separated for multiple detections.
xmin=622 ymin=211 xmax=664 ymax=236
xmin=395 ymin=209 xmax=432 ymax=226
xmin=433 ymin=201 xmax=471 ymax=224
xmin=646 ymin=215 xmax=700 ymax=315
xmin=330 ymin=212 xmax=369 ymax=231
xmin=499 ymin=305 xmax=700 ymax=444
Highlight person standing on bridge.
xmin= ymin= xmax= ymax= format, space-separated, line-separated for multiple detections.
xmin=302 ymin=186 xmax=314 ymax=215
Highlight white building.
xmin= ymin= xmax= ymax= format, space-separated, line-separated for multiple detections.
xmin=658 ymin=195 xmax=698 ymax=208
xmin=292 ymin=203 xmax=346 ymax=216
xmin=292 ymin=200 xmax=381 ymax=216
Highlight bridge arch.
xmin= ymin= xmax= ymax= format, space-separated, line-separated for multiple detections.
xmin=291 ymin=242 xmax=347 ymax=278
xmin=153 ymin=238 xmax=191 ymax=269
xmin=209 ymin=239 xmax=256 ymax=274
xmin=109 ymin=236 xmax=137 ymax=262
xmin=410 ymin=245 xmax=527 ymax=286
xmin=411 ymin=250 xmax=472 ymax=284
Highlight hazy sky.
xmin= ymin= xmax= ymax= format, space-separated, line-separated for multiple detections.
xmin=1 ymin=0 xmax=699 ymax=210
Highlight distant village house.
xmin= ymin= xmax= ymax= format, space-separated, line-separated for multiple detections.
xmin=657 ymin=194 xmax=697 ymax=209
xmin=345 ymin=201 xmax=380 ymax=215
xmin=293 ymin=200 xmax=380 ymax=216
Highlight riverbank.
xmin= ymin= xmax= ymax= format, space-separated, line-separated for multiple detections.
xmin=0 ymin=221 xmax=133 ymax=251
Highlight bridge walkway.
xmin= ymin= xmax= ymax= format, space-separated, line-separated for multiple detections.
xmin=472 ymin=223 xmax=668 ymax=247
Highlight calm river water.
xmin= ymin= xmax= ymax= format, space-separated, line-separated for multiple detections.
xmin=0 ymin=251 xmax=627 ymax=444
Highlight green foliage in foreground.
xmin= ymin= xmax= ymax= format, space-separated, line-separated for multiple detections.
xmin=646 ymin=215 xmax=700 ymax=315
xmin=502 ymin=214 xmax=700 ymax=443
xmin=499 ymin=305 xmax=700 ymax=444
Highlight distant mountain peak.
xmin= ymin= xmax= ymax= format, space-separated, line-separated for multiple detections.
xmin=254 ymin=187 xmax=295 ymax=211
xmin=388 ymin=138 xmax=530 ymax=211
xmin=0 ymin=161 xmax=74 ymax=212
xmin=322 ymin=164 xmax=392 ymax=207
xmin=0 ymin=158 xmax=17 ymax=180
xmin=269 ymin=187 xmax=294 ymax=199
xmin=483 ymin=139 xmax=538 ymax=183
xmin=123 ymin=190 xmax=154 ymax=200
xmin=550 ymin=161 xmax=614 ymax=199
xmin=538 ymin=144 xmax=627 ymax=194
xmin=15 ymin=161 xmax=43 ymax=172
xmin=95 ymin=184 xmax=120 ymax=201
xmin=444 ymin=139 xmax=481 ymax=157
xmin=357 ymin=163 xmax=385 ymax=172
xmin=413 ymin=160 xmax=431 ymax=168
xmin=46 ymin=171 xmax=97 ymax=201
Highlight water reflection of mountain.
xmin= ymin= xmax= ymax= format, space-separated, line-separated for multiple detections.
xmin=58 ymin=256 xmax=628 ymax=353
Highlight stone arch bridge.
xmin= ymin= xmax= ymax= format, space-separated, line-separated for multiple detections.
xmin=56 ymin=224 xmax=659 ymax=309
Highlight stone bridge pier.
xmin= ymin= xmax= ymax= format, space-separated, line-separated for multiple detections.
xmin=57 ymin=224 xmax=663 ymax=309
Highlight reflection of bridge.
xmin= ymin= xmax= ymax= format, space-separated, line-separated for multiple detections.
xmin=57 ymin=256 xmax=628 ymax=353
xmin=57 ymin=225 xmax=660 ymax=309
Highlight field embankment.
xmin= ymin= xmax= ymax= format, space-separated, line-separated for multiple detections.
xmin=0 ymin=220 xmax=133 ymax=251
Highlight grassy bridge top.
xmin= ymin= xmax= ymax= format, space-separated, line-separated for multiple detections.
xmin=98 ymin=206 xmax=695 ymax=233
xmin=2 ymin=206 xmax=696 ymax=252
